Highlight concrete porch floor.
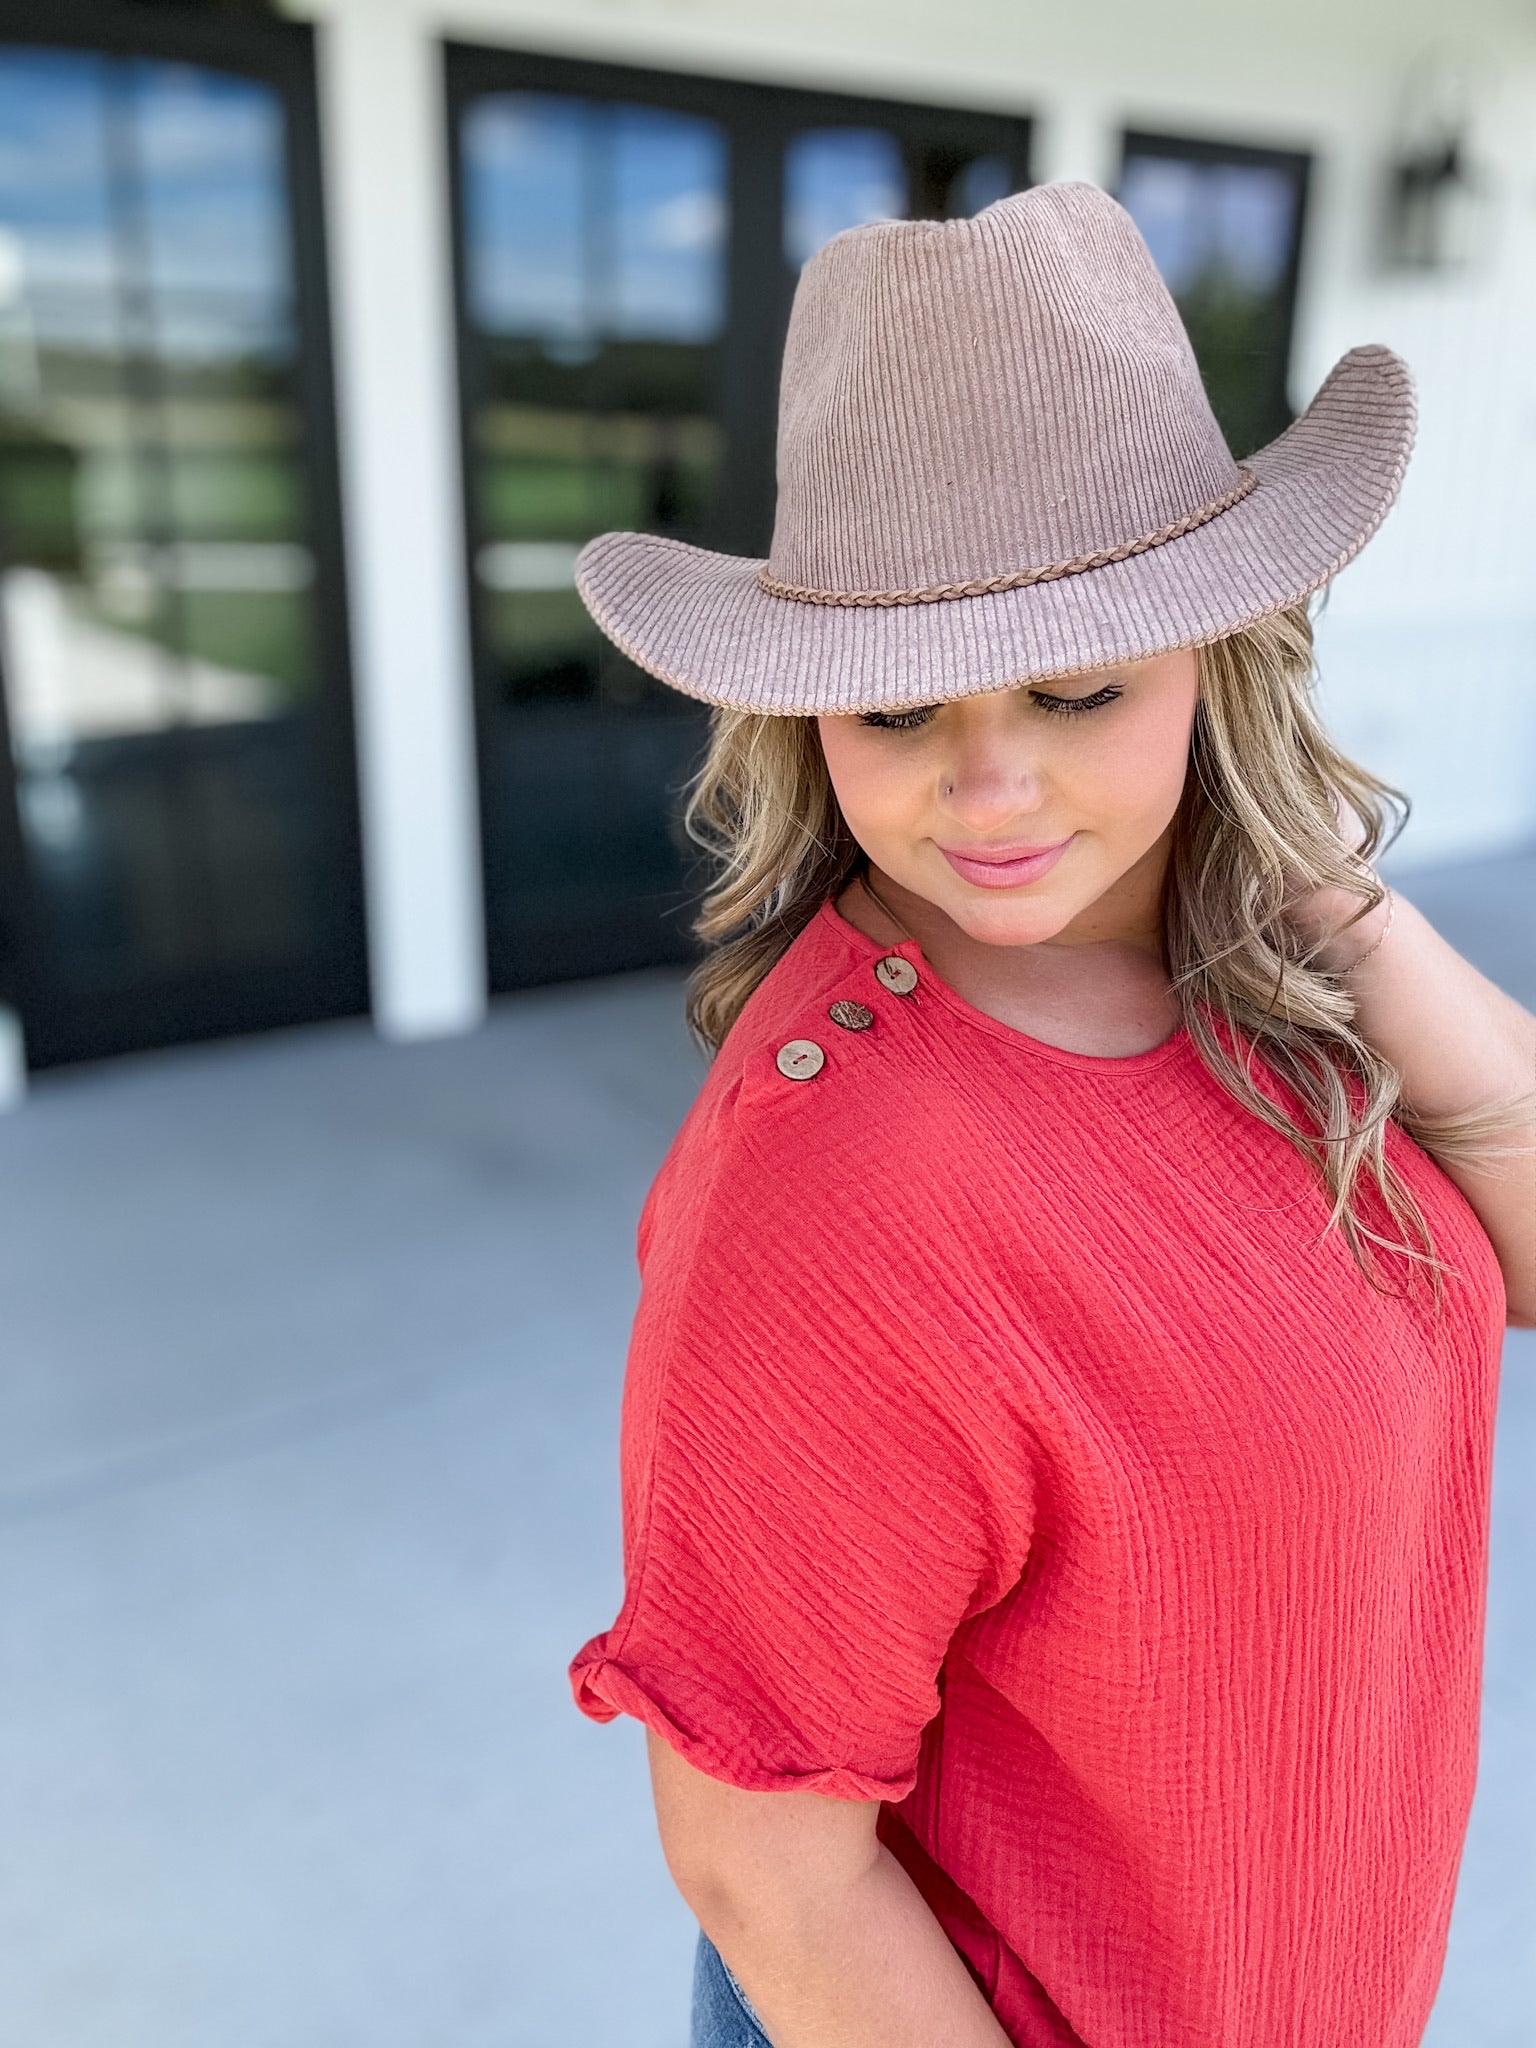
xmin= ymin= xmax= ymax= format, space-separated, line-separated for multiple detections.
xmin=0 ymin=849 xmax=1532 ymax=2048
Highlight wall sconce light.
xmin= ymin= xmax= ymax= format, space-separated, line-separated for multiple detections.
xmin=1381 ymin=49 xmax=1491 ymax=274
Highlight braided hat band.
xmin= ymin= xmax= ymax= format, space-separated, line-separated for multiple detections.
xmin=756 ymin=466 xmax=1259 ymax=609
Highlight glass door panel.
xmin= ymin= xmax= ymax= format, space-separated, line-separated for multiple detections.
xmin=783 ymin=128 xmax=908 ymax=267
xmin=0 ymin=33 xmax=362 ymax=1063
xmin=784 ymin=124 xmax=1023 ymax=270
xmin=1117 ymin=134 xmax=1310 ymax=458
xmin=459 ymin=87 xmax=726 ymax=985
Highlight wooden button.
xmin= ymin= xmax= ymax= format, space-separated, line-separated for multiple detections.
xmin=775 ymin=1039 xmax=826 ymax=1080
xmin=828 ymin=1000 xmax=874 ymax=1032
xmin=874 ymin=955 xmax=919 ymax=996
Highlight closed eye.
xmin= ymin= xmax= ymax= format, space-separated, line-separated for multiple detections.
xmin=857 ymin=706 xmax=939 ymax=731
xmin=1030 ymin=683 xmax=1125 ymax=716
xmin=857 ymin=683 xmax=1125 ymax=730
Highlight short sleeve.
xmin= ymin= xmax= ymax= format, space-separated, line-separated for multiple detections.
xmin=568 ymin=1077 xmax=1037 ymax=1802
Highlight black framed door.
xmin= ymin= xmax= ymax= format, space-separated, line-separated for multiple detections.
xmin=0 ymin=2 xmax=365 ymax=1068
xmin=445 ymin=44 xmax=1032 ymax=992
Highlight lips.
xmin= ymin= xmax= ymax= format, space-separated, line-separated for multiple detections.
xmin=939 ymin=834 xmax=1075 ymax=889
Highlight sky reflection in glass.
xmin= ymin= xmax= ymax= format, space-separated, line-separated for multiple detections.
xmin=462 ymin=93 xmax=726 ymax=344
xmin=1118 ymin=155 xmax=1295 ymax=296
xmin=954 ymin=153 xmax=1016 ymax=219
xmin=783 ymin=127 xmax=907 ymax=269
xmin=0 ymin=48 xmax=289 ymax=354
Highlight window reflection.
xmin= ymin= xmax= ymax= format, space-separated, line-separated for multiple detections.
xmin=1120 ymin=154 xmax=1295 ymax=296
xmin=783 ymin=128 xmax=907 ymax=269
xmin=463 ymin=93 xmax=726 ymax=346
xmin=0 ymin=48 xmax=312 ymax=753
xmin=460 ymin=91 xmax=727 ymax=708
xmin=0 ymin=45 xmax=324 ymax=990
xmin=136 ymin=62 xmax=290 ymax=301
xmin=953 ymin=153 xmax=1014 ymax=218
xmin=462 ymin=93 xmax=587 ymax=342
xmin=1118 ymin=143 xmax=1305 ymax=457
xmin=783 ymin=131 xmax=1020 ymax=268
xmin=459 ymin=85 xmax=729 ymax=984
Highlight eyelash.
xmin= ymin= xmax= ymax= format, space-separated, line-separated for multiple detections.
xmin=858 ymin=684 xmax=1124 ymax=731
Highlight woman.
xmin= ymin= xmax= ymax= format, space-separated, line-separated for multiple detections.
xmin=567 ymin=183 xmax=1535 ymax=2047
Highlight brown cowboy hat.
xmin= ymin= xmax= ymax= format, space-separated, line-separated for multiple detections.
xmin=574 ymin=180 xmax=1415 ymax=715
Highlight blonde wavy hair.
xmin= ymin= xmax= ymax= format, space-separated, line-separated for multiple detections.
xmin=681 ymin=602 xmax=1527 ymax=1302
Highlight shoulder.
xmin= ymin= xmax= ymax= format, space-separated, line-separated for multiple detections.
xmin=639 ymin=904 xmax=930 ymax=1260
xmin=691 ymin=901 xmax=925 ymax=1160
xmin=630 ymin=910 xmax=1051 ymax=1453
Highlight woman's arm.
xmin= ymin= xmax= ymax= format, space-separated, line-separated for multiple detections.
xmin=647 ymin=1730 xmax=1012 ymax=2048
xmin=1301 ymin=884 xmax=1536 ymax=1326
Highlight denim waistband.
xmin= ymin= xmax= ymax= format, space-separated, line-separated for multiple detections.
xmin=690 ymin=1929 xmax=773 ymax=2048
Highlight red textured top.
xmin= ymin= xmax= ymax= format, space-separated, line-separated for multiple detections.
xmin=569 ymin=901 xmax=1506 ymax=2047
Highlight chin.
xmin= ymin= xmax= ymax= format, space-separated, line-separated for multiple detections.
xmin=946 ymin=894 xmax=1074 ymax=946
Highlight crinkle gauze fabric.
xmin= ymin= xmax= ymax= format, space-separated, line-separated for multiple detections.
xmin=570 ymin=900 xmax=1506 ymax=2048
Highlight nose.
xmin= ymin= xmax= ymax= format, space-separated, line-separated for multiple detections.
xmin=936 ymin=715 xmax=1048 ymax=834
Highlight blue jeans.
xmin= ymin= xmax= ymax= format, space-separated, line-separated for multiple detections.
xmin=691 ymin=1930 xmax=773 ymax=2047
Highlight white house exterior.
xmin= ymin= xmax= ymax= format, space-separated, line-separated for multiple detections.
xmin=0 ymin=0 xmax=1531 ymax=1073
xmin=291 ymin=0 xmax=1536 ymax=1040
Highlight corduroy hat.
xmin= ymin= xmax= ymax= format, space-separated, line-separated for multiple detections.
xmin=574 ymin=180 xmax=1416 ymax=715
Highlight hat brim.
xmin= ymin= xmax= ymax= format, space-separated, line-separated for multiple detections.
xmin=574 ymin=344 xmax=1415 ymax=715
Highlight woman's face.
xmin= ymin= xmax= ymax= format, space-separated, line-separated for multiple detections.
xmin=816 ymin=648 xmax=1201 ymax=946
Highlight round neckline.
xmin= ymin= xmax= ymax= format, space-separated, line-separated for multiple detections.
xmin=818 ymin=897 xmax=1192 ymax=1076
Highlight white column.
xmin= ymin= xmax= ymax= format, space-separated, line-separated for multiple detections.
xmin=313 ymin=0 xmax=487 ymax=1039
xmin=1035 ymin=95 xmax=1119 ymax=190
xmin=0 ymin=1005 xmax=25 ymax=1109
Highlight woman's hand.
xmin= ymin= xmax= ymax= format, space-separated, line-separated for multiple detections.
xmin=1287 ymin=879 xmax=1394 ymax=977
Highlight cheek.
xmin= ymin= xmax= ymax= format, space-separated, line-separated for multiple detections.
xmin=816 ymin=723 xmax=926 ymax=846
xmin=1078 ymin=701 xmax=1195 ymax=837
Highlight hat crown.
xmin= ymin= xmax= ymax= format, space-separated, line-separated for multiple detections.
xmin=766 ymin=181 xmax=1241 ymax=597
